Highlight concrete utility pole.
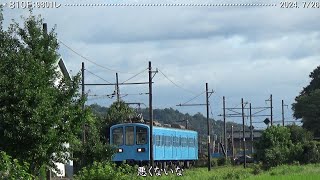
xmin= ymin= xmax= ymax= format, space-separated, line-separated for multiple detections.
xmin=282 ymin=100 xmax=288 ymax=127
xmin=231 ymin=125 xmax=234 ymax=158
xmin=116 ymin=73 xmax=120 ymax=102
xmin=250 ymin=103 xmax=253 ymax=155
xmin=43 ymin=22 xmax=52 ymax=180
xmin=270 ymin=94 xmax=273 ymax=126
xmin=223 ymin=96 xmax=227 ymax=160
xmin=206 ymin=83 xmax=211 ymax=171
xmin=177 ymin=83 xmax=214 ymax=171
xmin=148 ymin=61 xmax=154 ymax=174
xmin=241 ymin=98 xmax=246 ymax=168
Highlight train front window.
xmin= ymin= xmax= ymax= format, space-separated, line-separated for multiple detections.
xmin=112 ymin=127 xmax=123 ymax=146
xmin=136 ymin=126 xmax=147 ymax=145
xmin=125 ymin=126 xmax=134 ymax=145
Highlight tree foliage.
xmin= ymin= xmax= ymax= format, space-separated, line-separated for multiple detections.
xmin=103 ymin=101 xmax=136 ymax=142
xmin=292 ymin=66 xmax=320 ymax=137
xmin=255 ymin=126 xmax=293 ymax=168
xmin=0 ymin=12 xmax=85 ymax=174
xmin=256 ymin=125 xmax=320 ymax=168
xmin=74 ymin=162 xmax=136 ymax=180
xmin=73 ymin=109 xmax=116 ymax=171
xmin=0 ymin=151 xmax=34 ymax=180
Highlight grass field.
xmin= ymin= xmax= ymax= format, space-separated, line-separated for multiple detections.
xmin=133 ymin=163 xmax=320 ymax=179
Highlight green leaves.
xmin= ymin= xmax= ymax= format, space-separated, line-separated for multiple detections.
xmin=293 ymin=89 xmax=320 ymax=136
xmin=0 ymin=11 xmax=85 ymax=175
xmin=255 ymin=125 xmax=320 ymax=168
xmin=0 ymin=151 xmax=34 ymax=180
xmin=292 ymin=65 xmax=320 ymax=137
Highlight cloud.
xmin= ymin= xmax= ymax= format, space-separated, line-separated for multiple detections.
xmin=2 ymin=2 xmax=320 ymax=122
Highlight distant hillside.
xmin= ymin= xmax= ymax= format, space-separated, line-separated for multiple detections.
xmin=87 ymin=104 xmax=247 ymax=137
xmin=140 ymin=108 xmax=247 ymax=137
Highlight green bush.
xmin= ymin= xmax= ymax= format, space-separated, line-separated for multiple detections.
xmin=217 ymin=157 xmax=231 ymax=166
xmin=211 ymin=158 xmax=218 ymax=167
xmin=264 ymin=145 xmax=291 ymax=168
xmin=252 ymin=162 xmax=263 ymax=175
xmin=74 ymin=161 xmax=137 ymax=180
xmin=0 ymin=151 xmax=34 ymax=179
xmin=301 ymin=141 xmax=320 ymax=164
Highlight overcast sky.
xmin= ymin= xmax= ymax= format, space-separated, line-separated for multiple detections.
xmin=3 ymin=0 xmax=320 ymax=129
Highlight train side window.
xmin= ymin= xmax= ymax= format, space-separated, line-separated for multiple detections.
xmin=165 ymin=136 xmax=168 ymax=146
xmin=174 ymin=137 xmax=179 ymax=147
xmin=162 ymin=135 xmax=165 ymax=146
xmin=156 ymin=135 xmax=161 ymax=146
xmin=112 ymin=127 xmax=123 ymax=146
xmin=189 ymin=138 xmax=194 ymax=147
xmin=153 ymin=135 xmax=155 ymax=145
xmin=136 ymin=126 xmax=147 ymax=145
xmin=181 ymin=137 xmax=187 ymax=147
xmin=125 ymin=126 xmax=134 ymax=145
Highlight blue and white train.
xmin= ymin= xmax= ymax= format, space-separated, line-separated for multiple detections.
xmin=110 ymin=123 xmax=198 ymax=168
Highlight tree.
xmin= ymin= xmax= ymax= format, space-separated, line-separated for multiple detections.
xmin=300 ymin=65 xmax=320 ymax=95
xmin=0 ymin=12 xmax=85 ymax=175
xmin=287 ymin=124 xmax=313 ymax=144
xmin=255 ymin=126 xmax=293 ymax=168
xmin=292 ymin=66 xmax=320 ymax=137
xmin=103 ymin=101 xmax=136 ymax=142
xmin=73 ymin=109 xmax=115 ymax=172
xmin=292 ymin=89 xmax=320 ymax=137
xmin=0 ymin=151 xmax=34 ymax=179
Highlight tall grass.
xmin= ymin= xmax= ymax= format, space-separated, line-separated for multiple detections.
xmin=141 ymin=163 xmax=320 ymax=180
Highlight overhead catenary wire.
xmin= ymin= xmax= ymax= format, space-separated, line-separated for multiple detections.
xmin=120 ymin=68 xmax=148 ymax=84
xmin=85 ymin=69 xmax=112 ymax=83
xmin=179 ymin=91 xmax=206 ymax=106
xmin=158 ymin=69 xmax=197 ymax=95
xmin=58 ymin=39 xmax=137 ymax=74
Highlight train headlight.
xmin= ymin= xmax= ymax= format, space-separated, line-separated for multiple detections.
xmin=137 ymin=148 xmax=145 ymax=152
xmin=118 ymin=148 xmax=123 ymax=153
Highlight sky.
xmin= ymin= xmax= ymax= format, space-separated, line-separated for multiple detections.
xmin=2 ymin=0 xmax=320 ymax=129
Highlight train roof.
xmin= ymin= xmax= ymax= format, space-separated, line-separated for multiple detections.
xmin=111 ymin=123 xmax=198 ymax=133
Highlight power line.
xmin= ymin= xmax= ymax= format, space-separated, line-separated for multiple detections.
xmin=179 ymin=91 xmax=206 ymax=106
xmin=158 ymin=69 xmax=197 ymax=95
xmin=58 ymin=39 xmax=137 ymax=74
xmin=120 ymin=68 xmax=148 ymax=84
xmin=85 ymin=69 xmax=112 ymax=83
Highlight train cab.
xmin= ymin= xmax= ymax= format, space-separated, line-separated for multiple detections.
xmin=110 ymin=123 xmax=150 ymax=163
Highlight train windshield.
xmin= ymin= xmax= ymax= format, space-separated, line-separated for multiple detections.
xmin=125 ymin=126 xmax=134 ymax=145
xmin=136 ymin=126 xmax=147 ymax=145
xmin=112 ymin=127 xmax=123 ymax=146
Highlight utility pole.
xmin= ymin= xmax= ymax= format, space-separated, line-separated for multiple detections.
xmin=250 ymin=103 xmax=253 ymax=155
xmin=270 ymin=94 xmax=273 ymax=126
xmin=81 ymin=62 xmax=86 ymax=170
xmin=148 ymin=61 xmax=154 ymax=174
xmin=282 ymin=100 xmax=284 ymax=126
xmin=81 ymin=62 xmax=85 ymax=141
xmin=223 ymin=96 xmax=227 ymax=160
xmin=206 ymin=83 xmax=211 ymax=171
xmin=231 ymin=125 xmax=234 ymax=158
xmin=241 ymin=98 xmax=246 ymax=168
xmin=177 ymin=83 xmax=213 ymax=171
xmin=282 ymin=100 xmax=289 ymax=127
xmin=116 ymin=73 xmax=120 ymax=102
xmin=199 ymin=135 xmax=202 ymax=155
xmin=43 ymin=22 xmax=51 ymax=180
